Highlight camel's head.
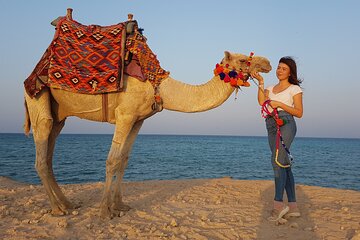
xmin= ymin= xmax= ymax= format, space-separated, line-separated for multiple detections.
xmin=214 ymin=51 xmax=272 ymax=87
xmin=221 ymin=51 xmax=272 ymax=77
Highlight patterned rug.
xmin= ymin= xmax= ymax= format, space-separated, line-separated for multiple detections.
xmin=24 ymin=17 xmax=169 ymax=97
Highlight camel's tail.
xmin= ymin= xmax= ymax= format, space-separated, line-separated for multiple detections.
xmin=24 ymin=99 xmax=31 ymax=137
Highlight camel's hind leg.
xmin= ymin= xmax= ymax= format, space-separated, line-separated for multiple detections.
xmin=45 ymin=118 xmax=73 ymax=214
xmin=25 ymin=89 xmax=71 ymax=215
xmin=112 ymin=120 xmax=144 ymax=213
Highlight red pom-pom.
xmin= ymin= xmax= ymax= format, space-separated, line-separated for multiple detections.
xmin=276 ymin=119 xmax=284 ymax=126
xmin=230 ymin=79 xmax=237 ymax=87
xmin=224 ymin=74 xmax=231 ymax=83
xmin=214 ymin=65 xmax=224 ymax=75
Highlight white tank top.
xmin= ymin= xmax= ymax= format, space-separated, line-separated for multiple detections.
xmin=266 ymin=84 xmax=302 ymax=111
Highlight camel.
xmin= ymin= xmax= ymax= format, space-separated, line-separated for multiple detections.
xmin=23 ymin=12 xmax=272 ymax=219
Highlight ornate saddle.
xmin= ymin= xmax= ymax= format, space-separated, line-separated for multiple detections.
xmin=24 ymin=13 xmax=169 ymax=98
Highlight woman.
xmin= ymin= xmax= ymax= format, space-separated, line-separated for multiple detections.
xmin=251 ymin=56 xmax=303 ymax=220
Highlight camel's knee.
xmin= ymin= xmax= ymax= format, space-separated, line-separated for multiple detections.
xmin=35 ymin=159 xmax=49 ymax=177
xmin=106 ymin=154 xmax=128 ymax=174
xmin=105 ymin=157 xmax=118 ymax=175
xmin=33 ymin=118 xmax=53 ymax=177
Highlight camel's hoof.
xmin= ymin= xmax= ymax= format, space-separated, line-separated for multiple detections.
xmin=99 ymin=206 xmax=112 ymax=219
xmin=72 ymin=202 xmax=81 ymax=209
xmin=51 ymin=207 xmax=68 ymax=216
xmin=114 ymin=203 xmax=132 ymax=212
xmin=113 ymin=209 xmax=127 ymax=218
xmin=50 ymin=201 xmax=72 ymax=216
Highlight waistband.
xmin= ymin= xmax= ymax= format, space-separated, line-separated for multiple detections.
xmin=277 ymin=111 xmax=292 ymax=117
xmin=266 ymin=110 xmax=294 ymax=120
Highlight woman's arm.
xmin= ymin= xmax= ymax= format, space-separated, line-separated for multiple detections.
xmin=251 ymin=71 xmax=268 ymax=106
xmin=258 ymin=87 xmax=268 ymax=106
xmin=270 ymin=93 xmax=303 ymax=118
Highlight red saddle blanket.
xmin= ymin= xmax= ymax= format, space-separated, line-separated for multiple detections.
xmin=24 ymin=17 xmax=169 ymax=97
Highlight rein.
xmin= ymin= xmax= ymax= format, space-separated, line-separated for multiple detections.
xmin=261 ymin=100 xmax=294 ymax=168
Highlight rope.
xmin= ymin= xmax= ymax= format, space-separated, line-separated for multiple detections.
xmin=261 ymin=100 xmax=294 ymax=168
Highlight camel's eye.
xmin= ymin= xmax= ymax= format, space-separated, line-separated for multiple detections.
xmin=239 ymin=59 xmax=246 ymax=63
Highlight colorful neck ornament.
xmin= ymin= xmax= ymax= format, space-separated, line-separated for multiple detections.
xmin=213 ymin=52 xmax=254 ymax=88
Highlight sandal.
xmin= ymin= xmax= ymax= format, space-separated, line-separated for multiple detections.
xmin=284 ymin=207 xmax=301 ymax=218
xmin=268 ymin=206 xmax=289 ymax=221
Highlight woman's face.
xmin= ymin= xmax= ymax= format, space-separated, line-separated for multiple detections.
xmin=276 ymin=62 xmax=290 ymax=81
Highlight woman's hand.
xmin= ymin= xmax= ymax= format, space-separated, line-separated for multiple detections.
xmin=250 ymin=71 xmax=264 ymax=84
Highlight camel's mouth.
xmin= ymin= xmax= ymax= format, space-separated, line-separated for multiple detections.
xmin=261 ymin=66 xmax=272 ymax=73
xmin=242 ymin=73 xmax=251 ymax=81
xmin=260 ymin=61 xmax=272 ymax=73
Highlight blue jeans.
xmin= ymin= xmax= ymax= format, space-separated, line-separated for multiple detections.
xmin=266 ymin=111 xmax=297 ymax=202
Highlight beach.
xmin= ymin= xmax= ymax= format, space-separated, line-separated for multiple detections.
xmin=1 ymin=176 xmax=359 ymax=240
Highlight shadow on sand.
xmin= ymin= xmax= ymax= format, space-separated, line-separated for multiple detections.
xmin=256 ymin=183 xmax=319 ymax=240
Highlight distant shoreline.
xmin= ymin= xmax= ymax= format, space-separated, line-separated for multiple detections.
xmin=1 ymin=132 xmax=359 ymax=140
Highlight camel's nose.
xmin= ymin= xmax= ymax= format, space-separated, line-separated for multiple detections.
xmin=262 ymin=61 xmax=272 ymax=73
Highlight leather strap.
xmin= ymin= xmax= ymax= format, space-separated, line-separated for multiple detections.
xmin=102 ymin=93 xmax=108 ymax=122
xmin=118 ymin=28 xmax=127 ymax=91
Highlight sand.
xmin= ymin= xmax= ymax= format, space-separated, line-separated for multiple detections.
xmin=0 ymin=176 xmax=359 ymax=240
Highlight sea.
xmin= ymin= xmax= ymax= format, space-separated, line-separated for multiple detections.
xmin=0 ymin=133 xmax=359 ymax=191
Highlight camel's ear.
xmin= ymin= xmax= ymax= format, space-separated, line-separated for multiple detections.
xmin=224 ymin=51 xmax=232 ymax=61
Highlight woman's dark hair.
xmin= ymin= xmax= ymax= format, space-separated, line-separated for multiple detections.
xmin=279 ymin=56 xmax=302 ymax=86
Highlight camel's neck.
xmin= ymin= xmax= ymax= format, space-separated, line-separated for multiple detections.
xmin=159 ymin=76 xmax=235 ymax=113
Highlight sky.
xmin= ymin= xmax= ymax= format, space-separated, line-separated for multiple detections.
xmin=0 ymin=0 xmax=359 ymax=138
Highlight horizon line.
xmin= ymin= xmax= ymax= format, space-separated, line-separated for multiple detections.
xmin=0 ymin=132 xmax=359 ymax=140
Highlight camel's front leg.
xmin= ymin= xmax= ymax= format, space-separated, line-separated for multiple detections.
xmin=112 ymin=120 xmax=144 ymax=213
xmin=99 ymin=115 xmax=136 ymax=218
